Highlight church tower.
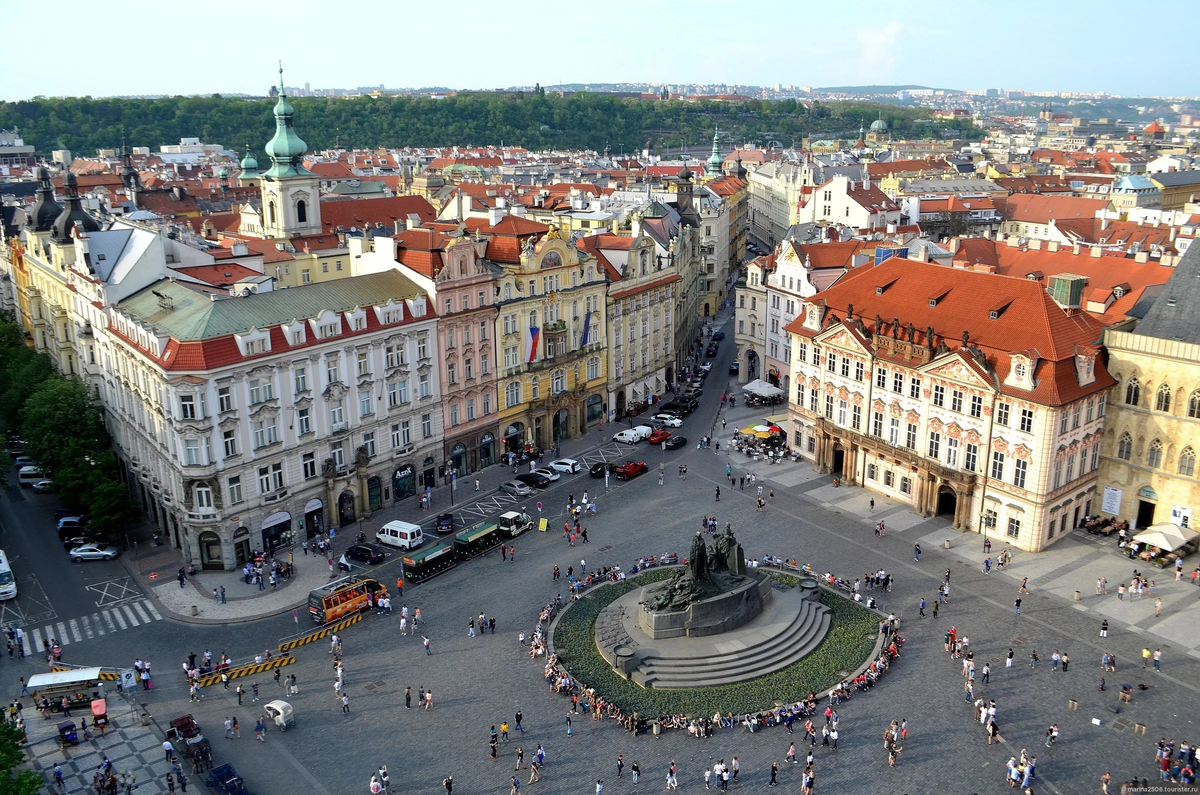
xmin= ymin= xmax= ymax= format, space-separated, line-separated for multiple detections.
xmin=259 ymin=66 xmax=321 ymax=239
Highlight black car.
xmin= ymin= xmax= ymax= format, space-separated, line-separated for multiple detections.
xmin=515 ymin=472 xmax=551 ymax=489
xmin=344 ymin=543 xmax=386 ymax=565
xmin=589 ymin=462 xmax=616 ymax=478
xmin=705 ymin=343 xmax=719 ymax=357
xmin=660 ymin=401 xmax=694 ymax=417
xmin=729 ymin=361 xmax=740 ymax=375
xmin=435 ymin=513 xmax=455 ymax=534
xmin=61 ymin=534 xmax=103 ymax=551
xmin=664 ymin=436 xmax=688 ymax=450
xmin=712 ymin=331 xmax=726 ymax=341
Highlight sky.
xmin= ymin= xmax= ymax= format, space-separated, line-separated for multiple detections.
xmin=2 ymin=0 xmax=1195 ymax=101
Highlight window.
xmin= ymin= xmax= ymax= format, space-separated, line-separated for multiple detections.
xmin=950 ymin=390 xmax=963 ymax=413
xmin=481 ymin=354 xmax=489 ymax=375
xmin=932 ymin=385 xmax=945 ymax=407
xmin=841 ymin=357 xmax=850 ymax=378
xmin=875 ymin=367 xmax=887 ymax=389
xmin=1086 ymin=399 xmax=1095 ymax=423
xmin=295 ymin=367 xmax=308 ymax=393
xmin=446 ymin=329 xmax=455 ymax=349
xmin=466 ymin=399 xmax=475 ymax=421
xmin=248 ymin=379 xmax=273 ymax=405
xmin=884 ymin=470 xmax=894 ymax=488
xmin=184 ymin=439 xmax=201 ymax=466
xmin=194 ymin=484 xmax=213 ymax=511
xmin=1098 ymin=395 xmax=1106 ymax=417
xmin=826 ymin=352 xmax=837 ymax=372
xmin=302 ymin=270 xmax=312 ymax=285
xmin=447 ymin=364 xmax=457 ymax=385
xmin=1053 ymin=459 xmax=1062 ymax=490
xmin=1125 ymin=377 xmax=1140 ymax=406
xmin=905 ymin=422 xmax=917 ymax=449
xmin=1072 ymin=403 xmax=1082 ymax=429
xmin=1013 ymin=459 xmax=1028 ymax=489
xmin=982 ymin=508 xmax=997 ymax=530
xmin=824 ymin=394 xmax=834 ymax=419
xmin=218 ymin=387 xmax=233 ymax=413
xmin=1180 ymin=447 xmax=1196 ymax=477
xmin=990 ymin=450 xmax=1006 ymax=480
xmin=893 ymin=373 xmax=904 ymax=394
xmin=1059 ymin=412 xmax=1069 ymax=435
xmin=483 ymin=393 xmax=492 ymax=415
xmin=390 ymin=424 xmax=401 ymax=448
xmin=1006 ymin=517 xmax=1021 ymax=540
xmin=1080 ymin=447 xmax=1089 ymax=475
xmin=809 ymin=388 xmax=818 ymax=413
xmin=969 ymin=395 xmax=982 ymax=418
xmin=1066 ymin=455 xmax=1075 ymax=482
xmin=909 ymin=377 xmax=922 ymax=399
xmin=947 ymin=437 xmax=959 ymax=468
xmin=1155 ymin=384 xmax=1171 ymax=413
xmin=996 ymin=402 xmax=1010 ymax=426
xmin=552 ymin=370 xmax=566 ymax=394
xmin=331 ymin=443 xmax=345 ymax=469
xmin=417 ymin=338 xmax=429 ymax=359
xmin=422 ymin=414 xmax=432 ymax=438
xmin=587 ymin=357 xmax=600 ymax=381
xmin=1091 ymin=444 xmax=1099 ymax=472
xmin=252 ymin=419 xmax=278 ymax=448
xmin=419 ymin=374 xmax=430 ymax=398
xmin=450 ymin=404 xmax=459 ymax=426
xmin=385 ymin=346 xmax=405 ymax=369
xmin=811 ymin=346 xmax=819 ymax=365
xmin=258 ymin=463 xmax=283 ymax=494
xmin=179 ymin=395 xmax=196 ymax=420
xmin=795 ymin=342 xmax=807 ymax=364
xmin=330 ymin=401 xmax=345 ymax=428
xmin=356 ymin=351 xmax=370 ymax=377
xmin=1147 ymin=439 xmax=1163 ymax=469
xmin=400 ymin=420 xmax=412 ymax=446
xmin=1190 ymin=391 xmax=1200 ymax=419
xmin=1020 ymin=408 xmax=1034 ymax=434
xmin=362 ymin=432 xmax=376 ymax=458
xmin=506 ymin=382 xmax=521 ymax=408
xmin=387 ymin=383 xmax=400 ymax=408
xmin=352 ymin=316 xmax=365 ymax=331
xmin=872 ymin=411 xmax=884 ymax=438
xmin=359 ymin=391 xmax=372 ymax=417
xmin=837 ymin=400 xmax=847 ymax=426
xmin=326 ymin=359 xmax=339 ymax=384
xmin=298 ymin=407 xmax=311 ymax=435
xmin=889 ymin=417 xmax=900 ymax=446
xmin=855 ymin=361 xmax=864 ymax=382
xmin=1117 ymin=433 xmax=1132 ymax=460
xmin=227 ymin=476 xmax=243 ymax=505
xmin=928 ymin=432 xmax=941 ymax=459
xmin=222 ymin=429 xmax=238 ymax=458
xmin=464 ymin=359 xmax=473 ymax=380
xmin=320 ymin=322 xmax=338 ymax=338
xmin=852 ymin=405 xmax=862 ymax=430
xmin=867 ymin=463 xmax=877 ymax=481
xmin=900 ymin=476 xmax=911 ymax=495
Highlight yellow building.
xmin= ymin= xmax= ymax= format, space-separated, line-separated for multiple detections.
xmin=489 ymin=218 xmax=608 ymax=451
xmin=1097 ymin=251 xmax=1200 ymax=529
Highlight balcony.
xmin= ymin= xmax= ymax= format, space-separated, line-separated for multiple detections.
xmin=544 ymin=320 xmax=567 ymax=334
xmin=186 ymin=509 xmax=221 ymax=525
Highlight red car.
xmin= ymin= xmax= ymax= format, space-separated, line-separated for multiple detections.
xmin=646 ymin=429 xmax=673 ymax=445
xmin=613 ymin=461 xmax=648 ymax=480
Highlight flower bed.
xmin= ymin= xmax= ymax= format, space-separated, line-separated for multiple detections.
xmin=551 ymin=572 xmax=878 ymax=716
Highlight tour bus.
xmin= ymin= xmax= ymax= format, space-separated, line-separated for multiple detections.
xmin=0 ymin=550 xmax=15 ymax=600
xmin=27 ymin=667 xmax=106 ymax=712
xmin=307 ymin=576 xmax=387 ymax=624
xmin=452 ymin=524 xmax=506 ymax=561
xmin=401 ymin=542 xmax=457 ymax=583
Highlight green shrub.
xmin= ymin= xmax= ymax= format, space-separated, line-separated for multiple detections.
xmin=551 ymin=573 xmax=877 ymax=716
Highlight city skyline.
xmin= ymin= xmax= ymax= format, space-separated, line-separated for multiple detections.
xmin=2 ymin=0 xmax=1195 ymax=102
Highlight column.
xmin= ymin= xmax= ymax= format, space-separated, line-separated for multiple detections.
xmin=357 ymin=464 xmax=369 ymax=519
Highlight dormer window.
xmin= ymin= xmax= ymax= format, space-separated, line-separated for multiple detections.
xmin=1014 ymin=362 xmax=1027 ymax=379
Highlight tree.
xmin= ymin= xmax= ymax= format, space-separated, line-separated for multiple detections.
xmin=19 ymin=378 xmax=105 ymax=478
xmin=0 ymin=720 xmax=41 ymax=795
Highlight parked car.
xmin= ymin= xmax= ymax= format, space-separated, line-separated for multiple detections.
xmin=651 ymin=414 xmax=683 ymax=428
xmin=547 ymin=458 xmax=581 ymax=474
xmin=665 ymin=436 xmax=688 ymax=450
xmin=70 ymin=543 xmax=121 ymax=562
xmin=682 ymin=387 xmax=703 ymax=401
xmin=705 ymin=343 xmax=719 ymax=357
xmin=647 ymin=430 xmax=673 ymax=445
xmin=729 ymin=362 xmax=740 ymax=375
xmin=660 ymin=401 xmax=695 ymax=417
xmin=31 ymin=480 xmax=55 ymax=493
xmin=614 ymin=425 xmax=654 ymax=444
xmin=588 ymin=462 xmax=615 ymax=478
xmin=57 ymin=516 xmax=87 ymax=530
xmin=712 ymin=331 xmax=725 ymax=341
xmin=515 ymin=472 xmax=551 ymax=489
xmin=435 ymin=513 xmax=455 ymax=535
xmin=500 ymin=480 xmax=534 ymax=497
xmin=61 ymin=534 xmax=103 ymax=551
xmin=698 ymin=362 xmax=713 ymax=374
xmin=530 ymin=467 xmax=561 ymax=482
xmin=13 ymin=456 xmax=36 ymax=469
xmin=344 ymin=543 xmax=386 ymax=565
xmin=613 ymin=461 xmax=648 ymax=480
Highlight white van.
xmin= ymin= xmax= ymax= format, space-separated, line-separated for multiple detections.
xmin=614 ymin=425 xmax=653 ymax=444
xmin=18 ymin=466 xmax=44 ymax=487
xmin=375 ymin=520 xmax=424 ymax=551
xmin=0 ymin=550 xmax=15 ymax=600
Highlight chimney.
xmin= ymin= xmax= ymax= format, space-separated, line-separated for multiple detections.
xmin=1007 ymin=235 xmax=1021 ymax=248
xmin=1029 ymin=238 xmax=1043 ymax=250
xmin=1134 ymin=251 xmax=1149 ymax=263
xmin=1090 ymin=245 xmax=1103 ymax=258
xmin=1100 ymin=216 xmax=1109 ymax=230
xmin=1170 ymin=226 xmax=1178 ymax=242
xmin=487 ymin=205 xmax=507 ymax=225
xmin=1072 ymin=242 xmax=1081 ymax=254
xmin=1047 ymin=240 xmax=1059 ymax=252
xmin=949 ymin=238 xmax=961 ymax=254
xmin=394 ymin=219 xmax=407 ymax=234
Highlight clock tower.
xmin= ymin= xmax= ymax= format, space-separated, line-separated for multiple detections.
xmin=259 ymin=66 xmax=321 ymax=239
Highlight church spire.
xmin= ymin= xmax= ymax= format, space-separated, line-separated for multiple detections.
xmin=261 ymin=62 xmax=314 ymax=180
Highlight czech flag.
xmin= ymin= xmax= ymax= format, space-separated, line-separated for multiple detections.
xmin=525 ymin=326 xmax=540 ymax=363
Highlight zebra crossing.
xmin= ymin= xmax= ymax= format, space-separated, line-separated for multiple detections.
xmin=26 ymin=600 xmax=163 ymax=652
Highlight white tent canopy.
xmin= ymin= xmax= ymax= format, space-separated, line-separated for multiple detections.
xmin=1133 ymin=523 xmax=1200 ymax=552
xmin=742 ymin=379 xmax=784 ymax=398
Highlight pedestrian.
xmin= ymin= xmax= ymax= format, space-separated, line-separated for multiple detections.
xmin=1061 ymin=653 xmax=1070 ymax=672
xmin=914 ymin=543 xmax=921 ymax=562
xmin=254 ymin=717 xmax=264 ymax=742
xmin=769 ymin=762 xmax=778 ymax=787
xmin=566 ymin=713 xmax=572 ymax=736
xmin=251 ymin=681 xmax=259 ymax=702
xmin=1153 ymin=648 xmax=1162 ymax=670
xmin=1014 ymin=597 xmax=1022 ymax=615
xmin=617 ymin=754 xmax=624 ymax=778
xmin=981 ymin=663 xmax=990 ymax=684
xmin=1155 ymin=597 xmax=1162 ymax=617
xmin=1006 ymin=648 xmax=1014 ymax=669
xmin=163 ymin=739 xmax=174 ymax=761
xmin=1029 ymin=650 xmax=1038 ymax=669
xmin=1100 ymin=619 xmax=1109 ymax=638
xmin=236 ymin=684 xmax=244 ymax=705
xmin=405 ymin=686 xmax=411 ymax=709
xmin=632 ymin=761 xmax=640 ymax=783
xmin=932 ymin=600 xmax=939 ymax=618
xmin=224 ymin=717 xmax=233 ymax=739
xmin=1020 ymin=577 xmax=1029 ymax=593
xmin=423 ymin=636 xmax=431 ymax=655
xmin=715 ymin=486 xmax=720 ymax=502
xmin=213 ymin=588 xmax=219 ymax=605
xmin=918 ymin=598 xmax=926 ymax=617
xmin=341 ymin=693 xmax=350 ymax=714
xmin=869 ymin=498 xmax=874 ymax=511
xmin=443 ymin=776 xmax=453 ymax=795
xmin=166 ymin=773 xmax=175 ymax=794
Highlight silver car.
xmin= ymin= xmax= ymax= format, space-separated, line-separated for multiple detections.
xmin=499 ymin=480 xmax=533 ymax=497
xmin=547 ymin=458 xmax=581 ymax=474
xmin=652 ymin=414 xmax=683 ymax=428
xmin=70 ymin=542 xmax=121 ymax=562
xmin=531 ymin=467 xmax=561 ymax=482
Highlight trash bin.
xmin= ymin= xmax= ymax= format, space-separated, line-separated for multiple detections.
xmin=651 ymin=721 xmax=661 ymax=736
xmin=140 ymin=713 xmax=150 ymax=727
xmin=943 ymin=540 xmax=951 ymax=550
xmin=1074 ymin=590 xmax=1081 ymax=601
xmin=191 ymin=605 xmax=199 ymax=616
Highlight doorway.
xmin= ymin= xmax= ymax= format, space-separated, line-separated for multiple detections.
xmin=553 ymin=409 xmax=570 ymax=443
xmin=338 ymin=490 xmax=356 ymax=527
xmin=832 ymin=447 xmax=845 ymax=476
xmin=198 ymin=532 xmax=223 ymax=570
xmin=1136 ymin=499 xmax=1156 ymax=529
xmin=936 ymin=485 xmax=957 ymax=517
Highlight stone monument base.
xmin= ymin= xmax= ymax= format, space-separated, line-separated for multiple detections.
xmin=636 ymin=573 xmax=772 ymax=639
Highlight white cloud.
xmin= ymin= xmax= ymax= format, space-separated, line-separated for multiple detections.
xmin=854 ymin=21 xmax=903 ymax=84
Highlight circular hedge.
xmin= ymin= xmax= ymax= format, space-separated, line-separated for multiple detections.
xmin=551 ymin=571 xmax=879 ymax=716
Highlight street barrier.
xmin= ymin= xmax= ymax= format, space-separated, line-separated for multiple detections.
xmin=50 ymin=662 xmax=120 ymax=681
xmin=277 ymin=612 xmax=363 ymax=652
xmin=197 ymin=653 xmax=295 ymax=687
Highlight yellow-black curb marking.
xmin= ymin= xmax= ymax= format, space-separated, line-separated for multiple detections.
xmin=277 ymin=612 xmax=363 ymax=652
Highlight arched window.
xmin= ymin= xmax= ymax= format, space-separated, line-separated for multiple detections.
xmin=587 ymin=356 xmax=600 ymax=381
xmin=529 ymin=311 xmax=538 ymax=328
xmin=268 ymin=201 xmax=277 ymax=225
xmin=505 ymin=381 xmax=521 ymax=408
xmin=503 ymin=284 xmax=512 ymax=301
xmin=551 ymin=370 xmax=566 ymax=393
xmin=1117 ymin=433 xmax=1133 ymax=461
xmin=1189 ymin=390 xmax=1200 ymax=418
xmin=296 ymin=199 xmax=307 ymax=223
xmin=1125 ymin=378 xmax=1140 ymax=406
xmin=1180 ymin=447 xmax=1196 ymax=477
xmin=194 ymin=483 xmax=214 ymax=511
xmin=1155 ymin=383 xmax=1171 ymax=412
xmin=1147 ymin=438 xmax=1163 ymax=469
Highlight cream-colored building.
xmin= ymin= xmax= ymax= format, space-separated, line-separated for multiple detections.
xmin=1097 ymin=252 xmax=1200 ymax=529
xmin=785 ymin=260 xmax=1114 ymax=552
xmin=734 ymin=254 xmax=772 ymax=384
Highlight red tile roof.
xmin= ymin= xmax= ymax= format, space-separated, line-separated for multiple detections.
xmin=707 ymin=175 xmax=747 ymax=196
xmin=790 ymin=241 xmax=871 ymax=269
xmin=785 ymin=258 xmax=1114 ymax=405
xmin=482 ymin=215 xmax=550 ymax=263
xmin=317 ymin=195 xmax=436 ymax=235
xmin=394 ymin=228 xmax=451 ymax=277
xmin=1002 ymin=194 xmax=1110 ymax=224
xmin=172 ymin=263 xmax=262 ymax=287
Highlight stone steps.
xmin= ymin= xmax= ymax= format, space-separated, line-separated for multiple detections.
xmin=633 ymin=593 xmax=832 ymax=689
